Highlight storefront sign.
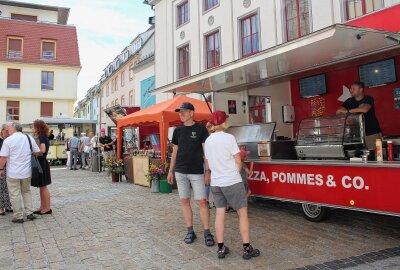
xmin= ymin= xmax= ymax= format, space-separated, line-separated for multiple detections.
xmin=248 ymin=163 xmax=400 ymax=214
xmin=140 ymin=76 xmax=156 ymax=109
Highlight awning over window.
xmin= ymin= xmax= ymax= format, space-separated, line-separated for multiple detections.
xmin=152 ymin=24 xmax=400 ymax=95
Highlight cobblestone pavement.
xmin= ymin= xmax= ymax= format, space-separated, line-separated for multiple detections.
xmin=0 ymin=168 xmax=400 ymax=270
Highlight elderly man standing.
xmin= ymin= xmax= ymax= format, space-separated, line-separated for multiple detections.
xmin=0 ymin=122 xmax=40 ymax=223
xmin=68 ymin=133 xmax=80 ymax=170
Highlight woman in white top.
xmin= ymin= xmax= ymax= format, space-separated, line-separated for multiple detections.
xmin=204 ymin=110 xmax=260 ymax=260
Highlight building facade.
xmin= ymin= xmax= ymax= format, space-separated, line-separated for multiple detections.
xmin=146 ymin=0 xmax=400 ymax=138
xmin=99 ymin=28 xmax=155 ymax=134
xmin=0 ymin=1 xmax=80 ymax=124
xmin=73 ymin=84 xmax=101 ymax=133
xmin=148 ymin=0 xmax=400 ymax=89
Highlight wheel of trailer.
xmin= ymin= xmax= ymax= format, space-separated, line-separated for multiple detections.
xmin=301 ymin=203 xmax=330 ymax=222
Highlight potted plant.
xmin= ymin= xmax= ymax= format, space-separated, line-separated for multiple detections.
xmin=146 ymin=163 xmax=169 ymax=193
xmin=104 ymin=158 xmax=124 ymax=182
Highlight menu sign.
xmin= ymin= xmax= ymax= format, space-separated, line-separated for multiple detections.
xmin=299 ymin=74 xmax=327 ymax=97
xmin=359 ymin=58 xmax=397 ymax=88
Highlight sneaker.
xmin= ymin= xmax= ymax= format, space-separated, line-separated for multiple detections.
xmin=225 ymin=206 xmax=236 ymax=213
xmin=242 ymin=245 xmax=260 ymax=260
xmin=204 ymin=233 xmax=215 ymax=246
xmin=184 ymin=232 xmax=197 ymax=244
xmin=217 ymin=245 xmax=229 ymax=259
xmin=26 ymin=214 xmax=36 ymax=221
xmin=11 ymin=219 xmax=24 ymax=224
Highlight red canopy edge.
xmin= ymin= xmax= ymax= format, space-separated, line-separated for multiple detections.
xmin=117 ymin=95 xmax=212 ymax=162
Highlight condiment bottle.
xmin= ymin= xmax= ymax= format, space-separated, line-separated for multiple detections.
xmin=376 ymin=138 xmax=383 ymax=162
xmin=387 ymin=140 xmax=394 ymax=161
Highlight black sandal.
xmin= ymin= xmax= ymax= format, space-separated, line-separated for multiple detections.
xmin=184 ymin=232 xmax=197 ymax=244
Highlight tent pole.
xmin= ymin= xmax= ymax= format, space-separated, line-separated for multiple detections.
xmin=201 ymin=93 xmax=213 ymax=113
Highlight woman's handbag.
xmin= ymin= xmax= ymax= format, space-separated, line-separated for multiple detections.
xmin=26 ymin=135 xmax=43 ymax=181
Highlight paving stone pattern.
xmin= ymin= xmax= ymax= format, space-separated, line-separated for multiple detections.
xmin=0 ymin=168 xmax=399 ymax=270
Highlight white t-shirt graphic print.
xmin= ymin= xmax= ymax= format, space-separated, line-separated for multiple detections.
xmin=204 ymin=131 xmax=242 ymax=187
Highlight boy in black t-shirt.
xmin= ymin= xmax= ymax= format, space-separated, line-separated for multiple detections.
xmin=336 ymin=81 xmax=382 ymax=149
xmin=167 ymin=102 xmax=215 ymax=247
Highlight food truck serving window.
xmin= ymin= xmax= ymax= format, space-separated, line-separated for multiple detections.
xmin=299 ymin=73 xmax=327 ymax=97
xmin=359 ymin=58 xmax=397 ymax=88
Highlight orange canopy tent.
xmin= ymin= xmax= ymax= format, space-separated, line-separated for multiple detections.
xmin=116 ymin=95 xmax=212 ymax=162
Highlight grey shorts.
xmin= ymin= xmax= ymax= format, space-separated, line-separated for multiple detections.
xmin=211 ymin=182 xmax=248 ymax=210
xmin=175 ymin=172 xmax=206 ymax=201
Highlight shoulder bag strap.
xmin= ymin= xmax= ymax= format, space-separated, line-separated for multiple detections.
xmin=26 ymin=134 xmax=33 ymax=153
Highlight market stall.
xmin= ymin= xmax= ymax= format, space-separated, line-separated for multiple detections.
xmin=116 ymin=95 xmax=212 ymax=186
xmin=23 ymin=117 xmax=97 ymax=164
xmin=149 ymin=22 xmax=400 ymax=221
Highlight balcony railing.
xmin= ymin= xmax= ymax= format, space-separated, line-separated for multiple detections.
xmin=7 ymin=50 xmax=22 ymax=59
xmin=42 ymin=51 xmax=55 ymax=60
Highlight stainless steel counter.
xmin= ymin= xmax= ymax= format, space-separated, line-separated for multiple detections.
xmin=247 ymin=159 xmax=400 ymax=168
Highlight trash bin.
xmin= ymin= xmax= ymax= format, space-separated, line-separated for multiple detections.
xmin=91 ymin=148 xmax=101 ymax=172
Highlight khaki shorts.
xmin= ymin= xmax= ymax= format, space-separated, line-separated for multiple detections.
xmin=211 ymin=182 xmax=248 ymax=210
xmin=175 ymin=172 xmax=206 ymax=200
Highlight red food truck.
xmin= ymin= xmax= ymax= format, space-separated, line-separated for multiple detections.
xmin=150 ymin=9 xmax=400 ymax=221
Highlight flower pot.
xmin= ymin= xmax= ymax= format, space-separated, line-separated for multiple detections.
xmin=151 ymin=179 xmax=160 ymax=193
xmin=111 ymin=173 xmax=119 ymax=183
xmin=159 ymin=179 xmax=172 ymax=193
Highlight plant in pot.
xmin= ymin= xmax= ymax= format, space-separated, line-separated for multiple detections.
xmin=146 ymin=163 xmax=169 ymax=193
xmin=104 ymin=158 xmax=124 ymax=182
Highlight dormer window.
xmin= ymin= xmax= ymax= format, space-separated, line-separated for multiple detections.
xmin=41 ymin=40 xmax=56 ymax=60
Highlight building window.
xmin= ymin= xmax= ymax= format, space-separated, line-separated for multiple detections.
xmin=129 ymin=64 xmax=134 ymax=81
xmin=178 ymin=45 xmax=190 ymax=79
xmin=177 ymin=1 xmax=189 ymax=26
xmin=6 ymin=101 xmax=19 ymax=121
xmin=129 ymin=90 xmax=134 ymax=105
xmin=40 ymin=102 xmax=53 ymax=117
xmin=346 ymin=0 xmax=383 ymax=20
xmin=41 ymin=71 xmax=54 ymax=90
xmin=240 ymin=13 xmax=260 ymax=57
xmin=121 ymin=71 xmax=125 ymax=87
xmin=111 ymin=79 xmax=115 ymax=93
xmin=114 ymin=76 xmax=118 ymax=92
xmin=41 ymin=40 xmax=56 ymax=60
xmin=7 ymin=37 xmax=23 ymax=59
xmin=106 ymin=83 xmax=110 ymax=96
xmin=121 ymin=95 xmax=125 ymax=106
xmin=11 ymin=13 xmax=37 ymax=22
xmin=204 ymin=0 xmax=218 ymax=11
xmin=284 ymin=0 xmax=310 ymax=41
xmin=205 ymin=31 xmax=220 ymax=69
xmin=7 ymin=69 xmax=21 ymax=89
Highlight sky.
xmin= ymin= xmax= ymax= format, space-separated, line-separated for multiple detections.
xmin=15 ymin=0 xmax=154 ymax=102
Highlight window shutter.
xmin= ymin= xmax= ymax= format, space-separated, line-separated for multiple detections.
xmin=7 ymin=69 xmax=20 ymax=84
xmin=42 ymin=42 xmax=55 ymax=52
xmin=9 ymin=39 xmax=22 ymax=51
xmin=41 ymin=102 xmax=53 ymax=117
xmin=7 ymin=101 xmax=19 ymax=108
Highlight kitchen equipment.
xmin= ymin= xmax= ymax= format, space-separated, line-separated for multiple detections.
xmin=295 ymin=113 xmax=365 ymax=159
xmin=227 ymin=123 xmax=276 ymax=160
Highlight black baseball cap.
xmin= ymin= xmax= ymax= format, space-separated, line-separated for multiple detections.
xmin=175 ymin=102 xmax=195 ymax=112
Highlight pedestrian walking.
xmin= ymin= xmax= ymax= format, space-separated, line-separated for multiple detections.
xmin=0 ymin=124 xmax=12 ymax=215
xmin=167 ymin=102 xmax=215 ymax=246
xmin=68 ymin=133 xmax=80 ymax=170
xmin=80 ymin=132 xmax=90 ymax=169
xmin=204 ymin=111 xmax=260 ymax=260
xmin=0 ymin=122 xmax=40 ymax=223
xmin=31 ymin=120 xmax=52 ymax=215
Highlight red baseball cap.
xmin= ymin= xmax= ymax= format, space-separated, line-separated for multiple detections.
xmin=211 ymin=110 xmax=229 ymax=126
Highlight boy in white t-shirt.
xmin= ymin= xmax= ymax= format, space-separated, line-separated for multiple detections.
xmin=204 ymin=110 xmax=260 ymax=260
